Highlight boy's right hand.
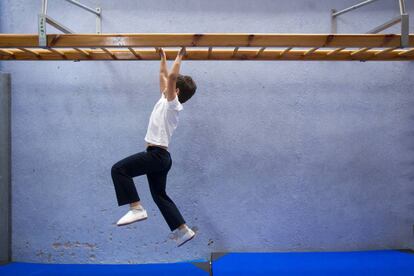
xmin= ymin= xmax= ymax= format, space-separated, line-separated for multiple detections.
xmin=178 ymin=47 xmax=187 ymax=57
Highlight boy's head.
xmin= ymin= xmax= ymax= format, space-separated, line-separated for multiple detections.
xmin=176 ymin=74 xmax=197 ymax=104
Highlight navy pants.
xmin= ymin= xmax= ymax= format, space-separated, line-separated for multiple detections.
xmin=111 ymin=146 xmax=186 ymax=231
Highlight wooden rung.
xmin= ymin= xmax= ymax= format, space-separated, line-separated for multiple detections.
xmin=279 ymin=47 xmax=292 ymax=57
xmin=0 ymin=34 xmax=412 ymax=48
xmin=303 ymin=47 xmax=318 ymax=56
xmin=47 ymin=48 xmax=66 ymax=59
xmin=231 ymin=47 xmax=239 ymax=58
xmin=101 ymin=48 xmax=117 ymax=59
xmin=73 ymin=47 xmax=91 ymax=57
xmin=128 ymin=47 xmax=142 ymax=59
xmin=398 ymin=48 xmax=414 ymax=56
xmin=326 ymin=48 xmax=345 ymax=56
xmin=373 ymin=47 xmax=398 ymax=56
xmin=0 ymin=49 xmax=15 ymax=57
xmin=207 ymin=47 xmax=213 ymax=59
xmin=18 ymin=48 xmax=40 ymax=58
xmin=255 ymin=47 xmax=266 ymax=58
xmin=350 ymin=47 xmax=370 ymax=56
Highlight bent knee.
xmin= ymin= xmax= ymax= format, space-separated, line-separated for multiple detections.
xmin=111 ymin=163 xmax=123 ymax=175
xmin=151 ymin=191 xmax=169 ymax=202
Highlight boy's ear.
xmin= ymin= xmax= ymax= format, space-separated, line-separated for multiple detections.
xmin=176 ymin=88 xmax=180 ymax=94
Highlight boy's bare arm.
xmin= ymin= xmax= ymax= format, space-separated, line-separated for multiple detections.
xmin=166 ymin=47 xmax=186 ymax=101
xmin=158 ymin=48 xmax=168 ymax=93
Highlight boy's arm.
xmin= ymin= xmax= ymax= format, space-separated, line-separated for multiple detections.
xmin=158 ymin=48 xmax=168 ymax=93
xmin=166 ymin=47 xmax=186 ymax=101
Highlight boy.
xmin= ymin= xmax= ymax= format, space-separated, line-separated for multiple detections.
xmin=111 ymin=47 xmax=197 ymax=247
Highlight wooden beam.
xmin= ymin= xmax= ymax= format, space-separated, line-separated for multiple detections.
xmin=0 ymin=34 xmax=412 ymax=48
xmin=0 ymin=48 xmax=412 ymax=61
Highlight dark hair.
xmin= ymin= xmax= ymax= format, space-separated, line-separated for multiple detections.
xmin=176 ymin=74 xmax=197 ymax=104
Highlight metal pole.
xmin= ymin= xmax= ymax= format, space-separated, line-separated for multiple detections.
xmin=399 ymin=0 xmax=409 ymax=48
xmin=400 ymin=14 xmax=409 ymax=47
xmin=332 ymin=0 xmax=379 ymax=17
xmin=399 ymin=0 xmax=406 ymax=14
xmin=41 ymin=0 xmax=48 ymax=14
xmin=331 ymin=9 xmax=337 ymax=33
xmin=65 ymin=0 xmax=101 ymax=15
xmin=0 ymin=73 xmax=11 ymax=265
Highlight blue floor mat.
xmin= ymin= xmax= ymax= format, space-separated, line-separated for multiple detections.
xmin=2 ymin=249 xmax=414 ymax=275
xmin=212 ymin=249 xmax=414 ymax=276
xmin=0 ymin=261 xmax=208 ymax=276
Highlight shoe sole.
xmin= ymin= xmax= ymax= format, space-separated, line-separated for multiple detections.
xmin=177 ymin=232 xmax=196 ymax=247
xmin=117 ymin=216 xmax=148 ymax=226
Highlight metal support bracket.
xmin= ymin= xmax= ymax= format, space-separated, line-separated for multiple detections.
xmin=332 ymin=0 xmax=380 ymax=18
xmin=96 ymin=8 xmax=102 ymax=34
xmin=38 ymin=14 xmax=47 ymax=47
xmin=45 ymin=15 xmax=75 ymax=34
xmin=367 ymin=16 xmax=402 ymax=34
xmin=331 ymin=0 xmax=409 ymax=47
xmin=38 ymin=0 xmax=102 ymax=47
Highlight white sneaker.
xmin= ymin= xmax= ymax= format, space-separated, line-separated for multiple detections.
xmin=116 ymin=206 xmax=148 ymax=226
xmin=169 ymin=226 xmax=196 ymax=247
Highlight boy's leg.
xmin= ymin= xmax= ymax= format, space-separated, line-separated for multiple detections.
xmin=147 ymin=169 xmax=186 ymax=232
xmin=111 ymin=150 xmax=161 ymax=206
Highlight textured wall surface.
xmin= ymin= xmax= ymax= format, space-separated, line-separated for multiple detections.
xmin=1 ymin=0 xmax=414 ymax=264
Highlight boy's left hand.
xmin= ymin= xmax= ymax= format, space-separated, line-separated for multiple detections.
xmin=157 ymin=47 xmax=166 ymax=60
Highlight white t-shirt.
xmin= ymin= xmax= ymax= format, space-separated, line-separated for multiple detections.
xmin=144 ymin=93 xmax=183 ymax=147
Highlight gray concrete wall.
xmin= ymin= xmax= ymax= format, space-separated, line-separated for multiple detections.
xmin=0 ymin=73 xmax=11 ymax=264
xmin=0 ymin=0 xmax=413 ymax=264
